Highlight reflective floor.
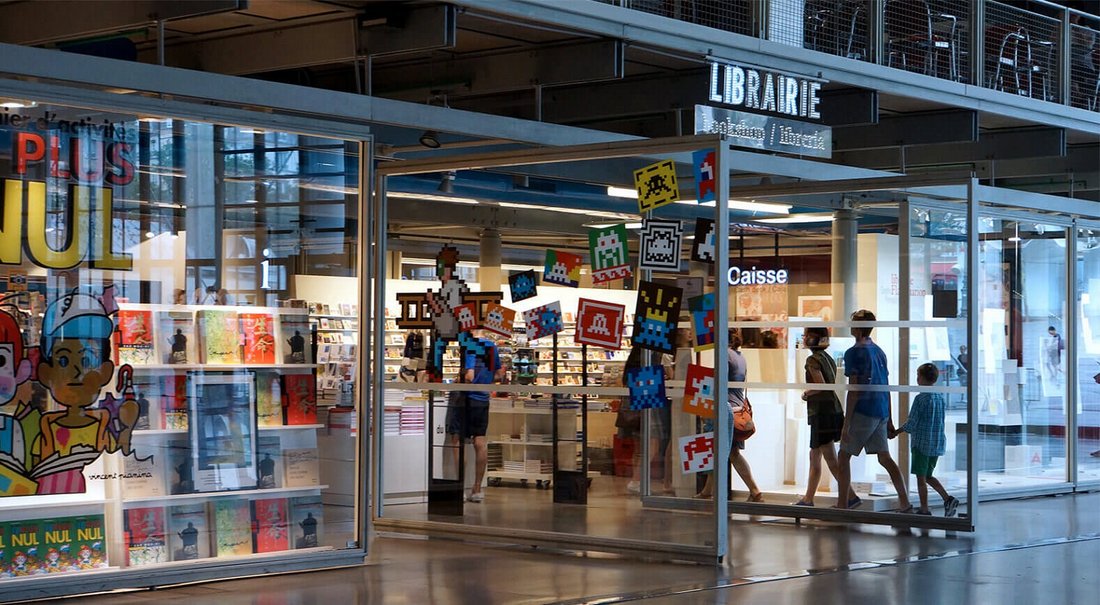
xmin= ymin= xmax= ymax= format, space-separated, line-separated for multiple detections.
xmin=65 ymin=491 xmax=1100 ymax=605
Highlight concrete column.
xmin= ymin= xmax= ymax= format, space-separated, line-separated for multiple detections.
xmin=479 ymin=228 xmax=502 ymax=290
xmin=831 ymin=208 xmax=858 ymax=334
xmin=386 ymin=250 xmax=402 ymax=279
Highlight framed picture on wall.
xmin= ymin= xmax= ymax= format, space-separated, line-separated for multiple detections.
xmin=189 ymin=371 xmax=258 ymax=492
xmin=797 ymin=295 xmax=834 ymax=321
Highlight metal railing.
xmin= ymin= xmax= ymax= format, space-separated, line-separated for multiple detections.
xmin=599 ymin=0 xmax=1100 ymax=112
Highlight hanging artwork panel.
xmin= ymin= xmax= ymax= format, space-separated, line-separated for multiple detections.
xmin=482 ymin=303 xmax=515 ymax=337
xmin=682 ymin=363 xmax=716 ymax=418
xmin=688 ymin=292 xmax=716 ymax=351
xmin=575 ymin=298 xmax=625 ymax=350
xmin=690 ymin=218 xmax=716 ymax=264
xmin=523 ymin=301 xmax=564 ymax=341
xmin=692 ymin=149 xmax=716 ymax=203
xmin=543 ymin=250 xmax=582 ymax=287
xmin=508 ymin=270 xmax=539 ymax=303
xmin=588 ymin=224 xmax=632 ymax=284
xmin=633 ymin=159 xmax=679 ymax=213
xmin=632 ymin=280 xmax=683 ymax=355
xmin=679 ymin=432 xmax=716 ymax=474
xmin=625 ymin=365 xmax=668 ymax=410
xmin=638 ymin=219 xmax=683 ymax=272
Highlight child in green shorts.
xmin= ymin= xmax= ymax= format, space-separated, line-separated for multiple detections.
xmin=893 ymin=363 xmax=959 ymax=517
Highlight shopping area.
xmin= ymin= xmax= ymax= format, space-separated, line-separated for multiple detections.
xmin=0 ymin=0 xmax=1097 ymax=601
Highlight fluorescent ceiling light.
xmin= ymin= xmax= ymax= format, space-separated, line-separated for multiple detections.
xmin=756 ymin=213 xmax=836 ymax=224
xmin=297 ymin=182 xmax=359 ymax=195
xmin=498 ymin=202 xmax=630 ymax=220
xmin=0 ymin=99 xmax=36 ymax=109
xmin=587 ymin=222 xmax=643 ymax=229
xmin=388 ymin=192 xmax=478 ymax=205
xmin=675 ymin=199 xmax=791 ymax=214
xmin=607 ymin=186 xmax=637 ymax=199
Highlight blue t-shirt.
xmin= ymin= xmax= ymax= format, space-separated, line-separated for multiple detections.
xmin=464 ymin=341 xmax=499 ymax=404
xmin=728 ymin=348 xmax=746 ymax=405
xmin=843 ymin=339 xmax=890 ymax=418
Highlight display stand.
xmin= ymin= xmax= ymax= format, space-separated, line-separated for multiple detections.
xmin=426 ymin=388 xmax=464 ymax=516
xmin=553 ymin=337 xmax=589 ymax=504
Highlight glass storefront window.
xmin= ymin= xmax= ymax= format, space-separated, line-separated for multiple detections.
xmin=1077 ymin=226 xmax=1100 ymax=481
xmin=0 ymin=101 xmax=362 ymax=582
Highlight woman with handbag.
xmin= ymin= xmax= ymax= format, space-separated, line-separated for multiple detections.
xmin=697 ymin=332 xmax=764 ymax=502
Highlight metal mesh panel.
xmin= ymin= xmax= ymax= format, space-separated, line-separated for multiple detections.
xmin=1070 ymin=20 xmax=1100 ymax=110
xmin=802 ymin=0 xmax=871 ymax=60
xmin=983 ymin=1 xmax=1062 ymax=102
xmin=883 ymin=0 xmax=965 ymax=82
xmin=617 ymin=0 xmax=754 ymax=36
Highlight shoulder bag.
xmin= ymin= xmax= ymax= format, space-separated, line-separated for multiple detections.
xmin=733 ymin=396 xmax=755 ymax=440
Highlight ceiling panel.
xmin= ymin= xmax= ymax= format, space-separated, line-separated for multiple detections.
xmin=167 ymin=12 xmax=271 ymax=35
xmin=239 ymin=0 xmax=344 ymax=20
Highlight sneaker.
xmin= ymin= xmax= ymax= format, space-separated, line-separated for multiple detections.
xmin=792 ymin=500 xmax=814 ymax=507
xmin=467 ymin=492 xmax=484 ymax=503
xmin=626 ymin=481 xmax=640 ymax=494
xmin=943 ymin=496 xmax=959 ymax=518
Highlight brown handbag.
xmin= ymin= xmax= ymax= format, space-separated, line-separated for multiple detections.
xmin=733 ymin=397 xmax=756 ymax=440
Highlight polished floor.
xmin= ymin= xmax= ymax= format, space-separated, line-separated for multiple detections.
xmin=62 ymin=491 xmax=1100 ymax=605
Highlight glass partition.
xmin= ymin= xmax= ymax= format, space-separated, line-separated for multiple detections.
xmin=1077 ymin=225 xmax=1100 ymax=482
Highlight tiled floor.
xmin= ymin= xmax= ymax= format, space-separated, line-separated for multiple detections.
xmin=60 ymin=490 xmax=1100 ymax=604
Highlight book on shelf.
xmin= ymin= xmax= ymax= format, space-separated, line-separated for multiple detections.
xmin=168 ymin=503 xmax=211 ymax=561
xmin=212 ymin=499 xmax=253 ymax=557
xmin=279 ymin=313 xmax=312 ymax=364
xmin=240 ymin=312 xmax=277 ymax=365
xmin=125 ymin=506 xmax=168 ymax=567
xmin=256 ymin=435 xmax=284 ymax=489
xmin=117 ymin=309 xmax=155 ymax=365
xmin=121 ymin=448 xmax=168 ymax=499
xmin=283 ymin=447 xmax=320 ymax=487
xmin=130 ymin=374 xmax=160 ymax=430
xmin=161 ymin=374 xmax=188 ymax=431
xmin=5 ymin=519 xmax=41 ymax=577
xmin=191 ymin=372 xmax=258 ymax=492
xmin=40 ymin=516 xmax=75 ymax=573
xmin=252 ymin=497 xmax=290 ymax=553
xmin=255 ymin=371 xmax=284 ymax=428
xmin=72 ymin=515 xmax=108 ymax=570
xmin=157 ymin=310 xmax=196 ymax=365
xmin=197 ymin=309 xmax=243 ymax=364
xmin=282 ymin=373 xmax=318 ymax=425
xmin=289 ymin=495 xmax=323 ymax=549
xmin=167 ymin=439 xmax=194 ymax=494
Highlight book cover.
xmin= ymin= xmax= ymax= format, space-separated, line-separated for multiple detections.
xmin=125 ymin=507 xmax=168 ymax=567
xmin=256 ymin=435 xmax=283 ymax=489
xmin=72 ymin=515 xmax=107 ymax=570
xmin=157 ymin=310 xmax=196 ymax=365
xmin=6 ymin=519 xmax=42 ymax=576
xmin=289 ymin=495 xmax=324 ymax=549
xmin=283 ymin=448 xmax=320 ymax=487
xmin=278 ymin=313 xmax=312 ymax=364
xmin=0 ymin=523 xmax=7 ymax=578
xmin=282 ymin=373 xmax=317 ymax=425
xmin=167 ymin=439 xmax=194 ymax=494
xmin=168 ymin=503 xmax=210 ymax=561
xmin=197 ymin=309 xmax=243 ymax=364
xmin=255 ymin=371 xmax=284 ymax=428
xmin=213 ymin=499 xmax=253 ymax=557
xmin=161 ymin=374 xmax=188 ymax=431
xmin=40 ymin=516 xmax=74 ymax=573
xmin=121 ymin=442 xmax=169 ymax=499
xmin=252 ymin=497 xmax=290 ymax=553
xmin=240 ymin=312 xmax=277 ymax=365
xmin=117 ymin=309 xmax=155 ymax=365
xmin=130 ymin=374 xmax=161 ymax=431
xmin=191 ymin=373 xmax=257 ymax=492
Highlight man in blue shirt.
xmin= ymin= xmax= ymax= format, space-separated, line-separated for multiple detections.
xmin=835 ymin=310 xmax=912 ymax=512
xmin=445 ymin=331 xmax=502 ymax=503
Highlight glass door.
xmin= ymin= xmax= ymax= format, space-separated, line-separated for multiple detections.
xmin=1076 ymin=225 xmax=1100 ymax=483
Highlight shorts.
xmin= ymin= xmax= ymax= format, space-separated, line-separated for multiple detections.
xmin=703 ymin=409 xmax=745 ymax=453
xmin=445 ymin=400 xmax=489 ymax=438
xmin=839 ymin=412 xmax=890 ymax=456
xmin=910 ymin=450 xmax=939 ymax=477
xmin=808 ymin=411 xmax=844 ymax=449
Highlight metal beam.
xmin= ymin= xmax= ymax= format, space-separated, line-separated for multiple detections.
xmin=834 ymin=128 xmax=1067 ymax=168
xmin=817 ymin=88 xmax=879 ymax=127
xmin=539 ymin=70 xmax=707 ymax=124
xmin=0 ymin=1 xmax=242 ymax=46
xmin=374 ymin=40 xmax=624 ymax=97
xmin=832 ymin=110 xmax=977 ymax=150
xmin=361 ymin=4 xmax=456 ymax=57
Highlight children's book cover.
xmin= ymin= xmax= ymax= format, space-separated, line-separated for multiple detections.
xmin=240 ymin=312 xmax=277 ymax=364
xmin=40 ymin=516 xmax=74 ymax=573
xmin=282 ymin=373 xmax=317 ymax=425
xmin=289 ymin=496 xmax=324 ymax=549
xmin=252 ymin=497 xmax=290 ymax=553
xmin=197 ymin=309 xmax=243 ymax=364
xmin=255 ymin=371 xmax=284 ymax=428
xmin=117 ymin=309 xmax=155 ymax=365
xmin=125 ymin=506 xmax=168 ymax=567
xmin=72 ymin=515 xmax=108 ymax=570
xmin=278 ymin=313 xmax=312 ymax=364
xmin=213 ymin=499 xmax=253 ymax=557
xmin=5 ymin=519 xmax=41 ymax=576
xmin=168 ymin=503 xmax=210 ymax=561
xmin=157 ymin=310 xmax=196 ymax=364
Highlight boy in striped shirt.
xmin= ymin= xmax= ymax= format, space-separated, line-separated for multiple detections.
xmin=893 ymin=363 xmax=959 ymax=517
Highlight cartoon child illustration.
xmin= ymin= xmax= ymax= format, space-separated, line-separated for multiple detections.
xmin=77 ymin=544 xmax=95 ymax=569
xmin=0 ymin=304 xmax=33 ymax=479
xmin=45 ymin=547 xmax=62 ymax=572
xmin=34 ymin=289 xmax=138 ymax=494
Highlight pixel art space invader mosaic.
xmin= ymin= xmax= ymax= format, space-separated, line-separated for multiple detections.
xmin=679 ymin=432 xmax=715 ymax=474
xmin=632 ymin=280 xmax=683 ymax=355
xmin=690 ymin=218 xmax=716 ymax=264
xmin=688 ymin=292 xmax=716 ymax=351
xmin=626 ymin=365 xmax=668 ymax=410
xmin=588 ymin=224 xmax=632 ymax=285
xmin=543 ymin=249 xmax=582 ymax=288
xmin=523 ymin=301 xmax=564 ymax=341
xmin=692 ymin=149 xmax=716 ymax=203
xmin=638 ymin=219 xmax=683 ymax=272
xmin=482 ymin=303 xmax=515 ymax=337
xmin=632 ymin=159 xmax=679 ymax=213
xmin=508 ymin=270 xmax=538 ymax=303
xmin=682 ymin=363 xmax=716 ymax=418
xmin=575 ymin=298 xmax=625 ymax=350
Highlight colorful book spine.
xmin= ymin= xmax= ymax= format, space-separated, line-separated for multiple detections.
xmin=213 ymin=499 xmax=253 ymax=557
xmin=282 ymin=373 xmax=318 ymax=425
xmin=240 ymin=313 xmax=277 ymax=365
xmin=197 ymin=309 xmax=243 ymax=364
xmin=252 ymin=497 xmax=290 ymax=553
xmin=125 ymin=507 xmax=168 ymax=567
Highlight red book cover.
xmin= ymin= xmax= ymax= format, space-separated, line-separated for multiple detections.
xmin=283 ymin=374 xmax=317 ymax=425
xmin=240 ymin=313 xmax=277 ymax=365
xmin=252 ymin=498 xmax=290 ymax=553
xmin=160 ymin=375 xmax=188 ymax=431
xmin=117 ymin=310 xmax=155 ymax=365
xmin=124 ymin=507 xmax=167 ymax=567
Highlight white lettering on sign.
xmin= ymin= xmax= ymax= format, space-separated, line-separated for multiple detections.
xmin=710 ymin=60 xmax=822 ymax=120
xmin=727 ymin=266 xmax=789 ymax=286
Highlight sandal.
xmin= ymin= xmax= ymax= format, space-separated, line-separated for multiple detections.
xmin=792 ymin=500 xmax=814 ymax=507
xmin=747 ymin=492 xmax=765 ymax=503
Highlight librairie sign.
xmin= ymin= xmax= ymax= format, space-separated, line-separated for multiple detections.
xmin=695 ymin=105 xmax=832 ymax=159
xmin=708 ymin=59 xmax=823 ymax=121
